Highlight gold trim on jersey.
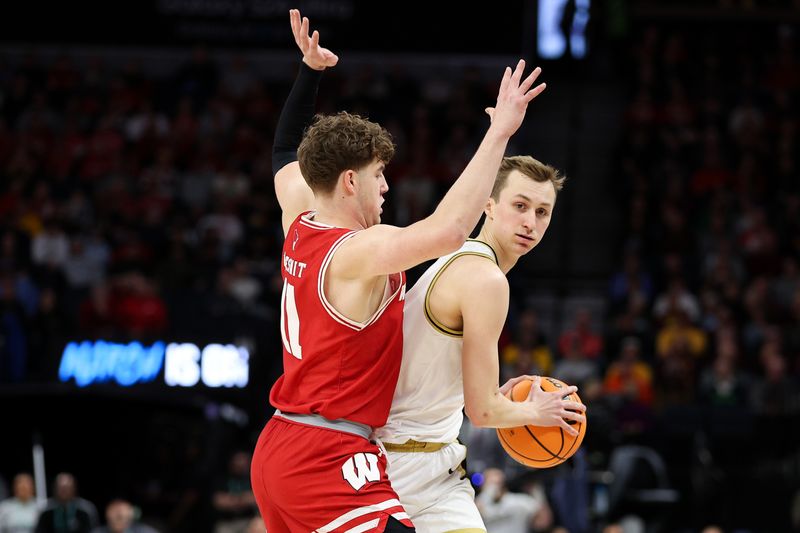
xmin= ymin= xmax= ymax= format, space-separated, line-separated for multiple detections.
xmin=467 ymin=238 xmax=498 ymax=263
xmin=382 ymin=439 xmax=449 ymax=453
xmin=423 ymin=240 xmax=498 ymax=338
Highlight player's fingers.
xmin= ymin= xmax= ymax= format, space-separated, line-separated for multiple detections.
xmin=311 ymin=30 xmax=320 ymax=49
xmin=565 ymin=400 xmax=586 ymax=412
xmin=510 ymin=59 xmax=526 ymax=85
xmin=519 ymin=66 xmax=542 ymax=92
xmin=524 ymin=83 xmax=547 ymax=102
xmin=290 ymin=10 xmax=301 ymax=42
xmin=526 ymin=375 xmax=542 ymax=399
xmin=301 ymin=17 xmax=310 ymax=40
xmin=562 ymin=410 xmax=586 ymax=425
xmin=325 ymin=52 xmax=339 ymax=66
xmin=498 ymin=66 xmax=512 ymax=96
xmin=560 ymin=420 xmax=580 ymax=436
xmin=501 ymin=374 xmax=532 ymax=395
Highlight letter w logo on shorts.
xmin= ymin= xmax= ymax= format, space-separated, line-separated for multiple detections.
xmin=341 ymin=453 xmax=380 ymax=491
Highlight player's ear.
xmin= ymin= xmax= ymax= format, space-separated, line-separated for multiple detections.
xmin=340 ymin=169 xmax=357 ymax=195
xmin=484 ymin=197 xmax=496 ymax=220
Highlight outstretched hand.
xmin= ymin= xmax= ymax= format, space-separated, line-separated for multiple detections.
xmin=484 ymin=60 xmax=545 ymax=135
xmin=290 ymin=9 xmax=339 ymax=71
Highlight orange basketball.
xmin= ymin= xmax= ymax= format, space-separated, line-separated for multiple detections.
xmin=496 ymin=377 xmax=587 ymax=468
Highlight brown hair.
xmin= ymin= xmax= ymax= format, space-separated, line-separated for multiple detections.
xmin=490 ymin=155 xmax=565 ymax=200
xmin=297 ymin=111 xmax=395 ymax=194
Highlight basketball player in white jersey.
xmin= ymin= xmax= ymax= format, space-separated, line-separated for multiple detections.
xmin=374 ymin=156 xmax=588 ymax=532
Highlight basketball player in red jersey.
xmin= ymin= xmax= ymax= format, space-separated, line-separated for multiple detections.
xmin=250 ymin=9 xmax=547 ymax=532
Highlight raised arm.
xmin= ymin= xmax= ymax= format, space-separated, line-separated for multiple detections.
xmin=331 ymin=60 xmax=547 ymax=278
xmin=458 ymin=260 xmax=585 ymax=433
xmin=273 ymin=9 xmax=339 ymax=234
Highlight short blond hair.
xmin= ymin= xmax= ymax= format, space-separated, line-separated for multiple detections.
xmin=490 ymin=155 xmax=565 ymax=200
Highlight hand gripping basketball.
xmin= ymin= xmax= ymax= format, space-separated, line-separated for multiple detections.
xmin=497 ymin=376 xmax=588 ymax=468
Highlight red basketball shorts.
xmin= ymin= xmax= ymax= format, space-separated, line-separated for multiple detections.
xmin=251 ymin=416 xmax=414 ymax=532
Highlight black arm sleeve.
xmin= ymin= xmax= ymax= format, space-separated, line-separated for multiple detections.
xmin=272 ymin=62 xmax=324 ymax=176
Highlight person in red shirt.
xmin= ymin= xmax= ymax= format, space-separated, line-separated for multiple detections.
xmin=250 ymin=9 xmax=547 ymax=533
xmin=558 ymin=307 xmax=604 ymax=360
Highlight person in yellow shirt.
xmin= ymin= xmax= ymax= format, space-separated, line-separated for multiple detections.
xmin=500 ymin=308 xmax=554 ymax=383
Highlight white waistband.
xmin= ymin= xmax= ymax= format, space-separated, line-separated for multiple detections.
xmin=273 ymin=409 xmax=372 ymax=439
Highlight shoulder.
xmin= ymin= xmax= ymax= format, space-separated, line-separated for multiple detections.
xmin=445 ymin=254 xmax=507 ymax=293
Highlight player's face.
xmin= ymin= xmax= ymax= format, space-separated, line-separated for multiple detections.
xmin=355 ymin=159 xmax=389 ymax=227
xmin=488 ymin=170 xmax=556 ymax=256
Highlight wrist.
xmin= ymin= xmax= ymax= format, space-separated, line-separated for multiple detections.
xmin=484 ymin=124 xmax=512 ymax=143
xmin=302 ymin=58 xmax=327 ymax=72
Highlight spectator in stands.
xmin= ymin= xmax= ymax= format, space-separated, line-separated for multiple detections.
xmin=89 ymin=500 xmax=158 ymax=533
xmin=750 ymin=341 xmax=799 ymax=415
xmin=698 ymin=349 xmax=750 ymax=408
xmin=30 ymin=219 xmax=68 ymax=270
xmin=0 ymin=472 xmax=40 ymax=533
xmin=604 ymin=337 xmax=654 ymax=405
xmin=211 ymin=451 xmax=257 ymax=533
xmin=609 ymin=252 xmax=654 ymax=315
xmin=500 ymin=308 xmax=554 ymax=383
xmin=476 ymin=468 xmax=553 ymax=533
xmin=656 ymin=308 xmax=707 ymax=361
xmin=35 ymin=473 xmax=98 ymax=533
xmin=243 ymin=516 xmax=263 ymax=533
xmin=558 ymin=307 xmax=603 ymax=360
xmin=0 ymin=269 xmax=29 ymax=383
xmin=554 ymin=331 xmax=600 ymax=390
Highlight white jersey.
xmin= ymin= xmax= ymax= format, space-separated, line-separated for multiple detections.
xmin=375 ymin=240 xmax=497 ymax=444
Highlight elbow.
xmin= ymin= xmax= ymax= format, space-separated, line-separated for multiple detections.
xmin=465 ymin=402 xmax=492 ymax=428
xmin=423 ymin=209 xmax=471 ymax=256
xmin=436 ymin=223 xmax=469 ymax=255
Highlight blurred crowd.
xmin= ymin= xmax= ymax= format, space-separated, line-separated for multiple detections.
xmin=466 ymin=21 xmax=800 ymax=533
xmin=0 ymin=464 xmax=264 ymax=533
xmin=0 ymin=46 xmax=501 ymax=384
xmin=0 ymin=14 xmax=798 ymax=533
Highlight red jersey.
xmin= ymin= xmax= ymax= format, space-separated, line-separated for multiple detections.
xmin=269 ymin=212 xmax=406 ymax=428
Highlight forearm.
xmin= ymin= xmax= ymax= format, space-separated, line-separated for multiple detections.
xmin=272 ymin=62 xmax=324 ymax=176
xmin=466 ymin=390 xmax=540 ymax=429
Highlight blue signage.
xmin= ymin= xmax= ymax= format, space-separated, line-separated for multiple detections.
xmin=59 ymin=341 xmax=165 ymax=387
xmin=58 ymin=340 xmax=250 ymax=388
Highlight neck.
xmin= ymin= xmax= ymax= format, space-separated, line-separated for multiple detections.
xmin=476 ymin=227 xmax=518 ymax=274
xmin=310 ymin=197 xmax=367 ymax=231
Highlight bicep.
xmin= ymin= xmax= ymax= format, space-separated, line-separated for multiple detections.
xmin=330 ymin=219 xmax=462 ymax=279
xmin=275 ymin=162 xmax=315 ymax=235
